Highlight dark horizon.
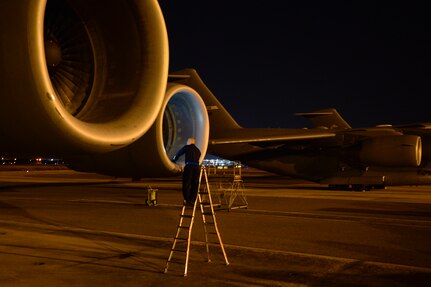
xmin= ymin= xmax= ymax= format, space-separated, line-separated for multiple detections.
xmin=159 ymin=1 xmax=430 ymax=129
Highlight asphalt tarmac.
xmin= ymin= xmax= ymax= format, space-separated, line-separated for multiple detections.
xmin=1 ymin=165 xmax=431 ymax=286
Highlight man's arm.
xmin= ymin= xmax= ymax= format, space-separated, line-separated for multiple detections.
xmin=172 ymin=146 xmax=186 ymax=163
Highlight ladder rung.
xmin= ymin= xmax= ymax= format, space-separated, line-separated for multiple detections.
xmin=202 ymin=212 xmax=213 ymax=215
xmin=174 ymin=237 xmax=188 ymax=241
xmin=180 ymin=215 xmax=193 ymax=218
xmin=206 ymin=231 xmax=218 ymax=235
xmin=172 ymin=248 xmax=187 ymax=253
xmin=178 ymin=225 xmax=190 ymax=229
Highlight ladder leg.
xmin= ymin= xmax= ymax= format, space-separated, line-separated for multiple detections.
xmin=184 ymin=199 xmax=198 ymax=276
xmin=164 ymin=205 xmax=187 ymax=273
xmin=198 ymin=167 xmax=211 ymax=262
xmin=199 ymin=187 xmax=212 ymax=262
xmin=202 ymin=167 xmax=230 ymax=266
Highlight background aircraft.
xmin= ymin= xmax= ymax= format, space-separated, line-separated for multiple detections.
xmin=1 ymin=0 xmax=430 ymax=190
xmin=170 ymin=69 xmax=431 ymax=191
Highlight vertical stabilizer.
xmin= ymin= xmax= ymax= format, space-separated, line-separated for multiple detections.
xmin=169 ymin=69 xmax=241 ymax=139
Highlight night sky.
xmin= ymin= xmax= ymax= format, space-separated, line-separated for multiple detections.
xmin=158 ymin=1 xmax=430 ymax=128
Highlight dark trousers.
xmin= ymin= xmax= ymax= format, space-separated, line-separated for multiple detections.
xmin=182 ymin=165 xmax=200 ymax=204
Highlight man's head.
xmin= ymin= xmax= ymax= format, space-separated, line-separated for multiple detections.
xmin=187 ymin=137 xmax=196 ymax=145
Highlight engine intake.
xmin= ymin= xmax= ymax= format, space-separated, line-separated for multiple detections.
xmin=0 ymin=0 xmax=168 ymax=155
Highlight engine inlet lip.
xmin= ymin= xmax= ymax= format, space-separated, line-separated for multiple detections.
xmin=158 ymin=83 xmax=210 ymax=170
xmin=29 ymin=0 xmax=169 ymax=152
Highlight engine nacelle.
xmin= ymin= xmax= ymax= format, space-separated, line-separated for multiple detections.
xmin=359 ymin=135 xmax=422 ymax=167
xmin=0 ymin=0 xmax=168 ymax=155
xmin=67 ymin=83 xmax=210 ymax=178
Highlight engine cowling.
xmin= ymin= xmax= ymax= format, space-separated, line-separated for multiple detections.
xmin=0 ymin=0 xmax=168 ymax=155
xmin=359 ymin=135 xmax=422 ymax=167
xmin=67 ymin=83 xmax=210 ymax=178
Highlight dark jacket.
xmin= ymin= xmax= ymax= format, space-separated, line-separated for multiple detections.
xmin=172 ymin=144 xmax=201 ymax=164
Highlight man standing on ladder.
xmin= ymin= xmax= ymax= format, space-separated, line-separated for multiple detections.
xmin=172 ymin=138 xmax=201 ymax=206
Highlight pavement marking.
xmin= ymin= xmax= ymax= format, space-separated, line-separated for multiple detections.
xmin=234 ymin=208 xmax=431 ymax=228
xmin=1 ymin=218 xmax=431 ymax=274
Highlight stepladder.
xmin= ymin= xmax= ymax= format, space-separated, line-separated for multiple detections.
xmin=164 ymin=166 xmax=229 ymax=276
xmin=212 ymin=161 xmax=248 ymax=211
xmin=222 ymin=175 xmax=248 ymax=211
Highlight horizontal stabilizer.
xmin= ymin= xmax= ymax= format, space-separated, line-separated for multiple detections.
xmin=295 ymin=108 xmax=351 ymax=129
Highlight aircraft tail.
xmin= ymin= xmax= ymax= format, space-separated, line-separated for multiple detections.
xmin=168 ymin=69 xmax=336 ymax=147
xmin=168 ymin=69 xmax=242 ymax=139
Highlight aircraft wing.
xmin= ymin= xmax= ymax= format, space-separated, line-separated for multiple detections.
xmin=395 ymin=123 xmax=431 ymax=129
xmin=210 ymin=129 xmax=336 ymax=145
xmin=395 ymin=123 xmax=431 ymax=136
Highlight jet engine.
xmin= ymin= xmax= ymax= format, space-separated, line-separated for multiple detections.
xmin=359 ymin=135 xmax=422 ymax=167
xmin=67 ymin=83 xmax=210 ymax=178
xmin=0 ymin=0 xmax=168 ymax=155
